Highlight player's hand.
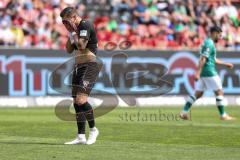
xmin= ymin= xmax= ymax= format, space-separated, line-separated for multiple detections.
xmin=69 ymin=32 xmax=79 ymax=49
xmin=66 ymin=38 xmax=74 ymax=53
xmin=69 ymin=33 xmax=75 ymax=44
xmin=226 ymin=63 xmax=234 ymax=69
xmin=62 ymin=20 xmax=76 ymax=33
xmin=194 ymin=71 xmax=200 ymax=81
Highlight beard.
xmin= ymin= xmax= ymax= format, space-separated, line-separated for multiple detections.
xmin=213 ymin=38 xmax=219 ymax=43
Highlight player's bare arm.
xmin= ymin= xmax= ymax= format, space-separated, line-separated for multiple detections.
xmin=195 ymin=56 xmax=206 ymax=81
xmin=215 ymin=58 xmax=234 ymax=69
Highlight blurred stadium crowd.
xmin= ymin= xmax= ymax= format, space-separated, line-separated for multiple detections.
xmin=0 ymin=0 xmax=240 ymax=50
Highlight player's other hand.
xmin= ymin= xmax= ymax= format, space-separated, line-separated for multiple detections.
xmin=226 ymin=63 xmax=234 ymax=69
xmin=69 ymin=32 xmax=79 ymax=45
xmin=62 ymin=20 xmax=75 ymax=33
xmin=194 ymin=71 xmax=200 ymax=81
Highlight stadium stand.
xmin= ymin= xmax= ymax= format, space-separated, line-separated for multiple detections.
xmin=0 ymin=0 xmax=239 ymax=50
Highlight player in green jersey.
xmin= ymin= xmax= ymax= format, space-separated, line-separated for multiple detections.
xmin=180 ymin=26 xmax=236 ymax=121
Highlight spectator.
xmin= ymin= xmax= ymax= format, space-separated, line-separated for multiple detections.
xmin=0 ymin=0 xmax=239 ymax=50
xmin=0 ymin=20 xmax=15 ymax=46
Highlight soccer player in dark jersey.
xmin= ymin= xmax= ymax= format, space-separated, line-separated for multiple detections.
xmin=60 ymin=7 xmax=100 ymax=145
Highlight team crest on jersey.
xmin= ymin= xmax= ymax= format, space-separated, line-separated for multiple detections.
xmin=83 ymin=80 xmax=89 ymax=88
xmin=80 ymin=30 xmax=87 ymax=36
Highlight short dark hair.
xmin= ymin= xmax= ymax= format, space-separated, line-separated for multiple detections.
xmin=210 ymin=26 xmax=222 ymax=33
xmin=60 ymin=7 xmax=77 ymax=18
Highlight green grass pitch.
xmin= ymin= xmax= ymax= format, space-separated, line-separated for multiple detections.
xmin=0 ymin=106 xmax=240 ymax=160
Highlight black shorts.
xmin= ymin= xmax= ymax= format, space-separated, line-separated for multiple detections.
xmin=72 ymin=62 xmax=100 ymax=97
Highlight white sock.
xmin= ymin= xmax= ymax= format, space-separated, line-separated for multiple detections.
xmin=181 ymin=110 xmax=188 ymax=114
xmin=221 ymin=112 xmax=227 ymax=117
xmin=78 ymin=134 xmax=86 ymax=139
xmin=90 ymin=127 xmax=97 ymax=132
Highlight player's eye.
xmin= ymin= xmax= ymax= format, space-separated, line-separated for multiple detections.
xmin=62 ymin=20 xmax=69 ymax=25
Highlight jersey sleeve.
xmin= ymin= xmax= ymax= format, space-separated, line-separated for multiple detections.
xmin=200 ymin=40 xmax=211 ymax=58
xmin=78 ymin=21 xmax=91 ymax=40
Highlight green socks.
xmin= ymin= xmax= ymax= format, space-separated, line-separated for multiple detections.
xmin=217 ymin=105 xmax=225 ymax=116
xmin=183 ymin=96 xmax=196 ymax=112
xmin=216 ymin=96 xmax=225 ymax=116
xmin=183 ymin=102 xmax=192 ymax=112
